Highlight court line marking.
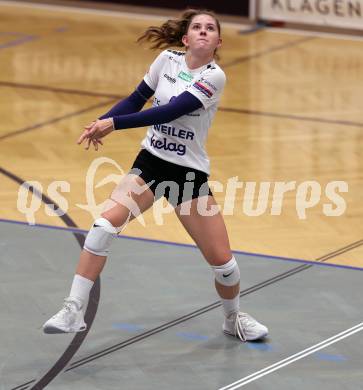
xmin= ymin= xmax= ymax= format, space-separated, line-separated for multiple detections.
xmin=0 ymin=33 xmax=39 ymax=50
xmin=0 ymin=81 xmax=122 ymax=99
xmin=0 ymin=98 xmax=118 ymax=141
xmin=219 ymin=106 xmax=363 ymax=128
xmin=221 ymin=36 xmax=316 ymax=68
xmin=0 ymin=218 xmax=362 ymax=272
xmin=219 ymin=322 xmax=363 ymax=389
xmin=267 ymin=26 xmax=363 ymax=43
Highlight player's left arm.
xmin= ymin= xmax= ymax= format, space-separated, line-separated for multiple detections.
xmin=78 ymin=91 xmax=203 ymax=149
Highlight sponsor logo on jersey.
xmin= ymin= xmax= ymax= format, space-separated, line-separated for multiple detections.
xmin=150 ymin=135 xmax=186 ymax=156
xmin=178 ymin=71 xmax=193 ymax=82
xmin=153 ymin=124 xmax=194 ymax=140
xmin=164 ymin=73 xmax=177 ymax=84
xmin=200 ymin=77 xmax=217 ymax=91
xmin=193 ymin=82 xmax=213 ymax=98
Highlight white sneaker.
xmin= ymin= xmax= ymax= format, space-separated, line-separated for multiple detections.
xmin=223 ymin=312 xmax=268 ymax=342
xmin=43 ymin=297 xmax=87 ymax=334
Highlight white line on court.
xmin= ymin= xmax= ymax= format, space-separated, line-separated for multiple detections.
xmin=219 ymin=322 xmax=363 ymax=390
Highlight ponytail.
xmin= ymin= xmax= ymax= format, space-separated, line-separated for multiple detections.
xmin=137 ymin=9 xmax=221 ymax=51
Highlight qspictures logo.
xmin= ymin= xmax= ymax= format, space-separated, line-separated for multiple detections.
xmin=16 ymin=157 xmax=349 ymax=228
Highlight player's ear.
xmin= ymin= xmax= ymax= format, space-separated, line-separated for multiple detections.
xmin=217 ymin=37 xmax=222 ymax=49
xmin=182 ymin=35 xmax=188 ymax=48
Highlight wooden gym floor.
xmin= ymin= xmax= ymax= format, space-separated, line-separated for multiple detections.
xmin=0 ymin=1 xmax=362 ymax=268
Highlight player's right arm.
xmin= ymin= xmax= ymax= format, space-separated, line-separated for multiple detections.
xmin=98 ymin=80 xmax=154 ymax=119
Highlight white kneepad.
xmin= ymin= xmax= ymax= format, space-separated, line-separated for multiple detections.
xmin=84 ymin=217 xmax=118 ymax=256
xmin=212 ymin=257 xmax=240 ymax=286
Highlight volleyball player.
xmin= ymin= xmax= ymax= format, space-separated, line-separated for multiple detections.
xmin=43 ymin=9 xmax=268 ymax=342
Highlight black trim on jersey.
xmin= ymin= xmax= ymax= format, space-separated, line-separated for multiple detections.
xmin=167 ymin=49 xmax=185 ymax=56
xmin=167 ymin=50 xmax=216 ymax=71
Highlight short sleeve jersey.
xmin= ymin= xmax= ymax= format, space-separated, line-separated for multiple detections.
xmin=142 ymin=49 xmax=226 ymax=175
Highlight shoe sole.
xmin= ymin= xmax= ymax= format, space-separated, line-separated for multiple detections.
xmin=223 ymin=329 xmax=268 ymax=341
xmin=43 ymin=325 xmax=68 ymax=334
xmin=43 ymin=325 xmax=87 ymax=334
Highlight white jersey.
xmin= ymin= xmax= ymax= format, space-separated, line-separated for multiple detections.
xmin=141 ymin=49 xmax=226 ymax=175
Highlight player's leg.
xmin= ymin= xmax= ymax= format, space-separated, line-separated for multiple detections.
xmin=175 ymin=195 xmax=268 ymax=341
xmin=43 ymin=174 xmax=155 ymax=334
xmin=75 ymin=174 xmax=154 ymax=281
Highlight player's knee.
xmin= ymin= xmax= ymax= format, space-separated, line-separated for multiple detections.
xmin=84 ymin=217 xmax=118 ymax=257
xmin=212 ymin=256 xmax=240 ymax=286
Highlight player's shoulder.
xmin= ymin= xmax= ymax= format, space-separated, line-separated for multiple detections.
xmin=153 ymin=49 xmax=185 ymax=66
xmin=209 ymin=63 xmax=226 ymax=80
xmin=202 ymin=62 xmax=226 ymax=85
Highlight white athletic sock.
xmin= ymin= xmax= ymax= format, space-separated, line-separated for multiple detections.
xmin=221 ymin=295 xmax=240 ymax=318
xmin=69 ymin=274 xmax=94 ymax=309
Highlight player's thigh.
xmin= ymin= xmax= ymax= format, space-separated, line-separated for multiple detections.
xmin=175 ymin=195 xmax=232 ymax=266
xmin=101 ymin=174 xmax=154 ymax=229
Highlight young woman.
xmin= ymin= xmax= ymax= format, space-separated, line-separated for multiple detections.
xmin=43 ymin=9 xmax=268 ymax=342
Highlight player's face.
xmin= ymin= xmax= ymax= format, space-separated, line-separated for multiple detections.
xmin=183 ymin=14 xmax=222 ymax=54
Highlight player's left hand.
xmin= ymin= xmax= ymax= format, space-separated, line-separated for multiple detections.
xmin=77 ymin=118 xmax=114 ymax=149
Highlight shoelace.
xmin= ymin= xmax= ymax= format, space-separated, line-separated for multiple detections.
xmin=234 ymin=312 xmax=256 ymax=342
xmin=63 ymin=301 xmax=74 ymax=312
xmin=53 ymin=300 xmax=76 ymax=319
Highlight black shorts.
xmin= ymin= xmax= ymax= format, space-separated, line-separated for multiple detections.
xmin=131 ymin=149 xmax=212 ymax=207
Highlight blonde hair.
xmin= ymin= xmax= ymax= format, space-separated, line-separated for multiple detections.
xmin=137 ymin=9 xmax=221 ymax=56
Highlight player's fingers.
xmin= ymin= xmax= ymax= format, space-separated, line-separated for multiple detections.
xmin=77 ymin=130 xmax=89 ymax=144
xmin=92 ymin=138 xmax=98 ymax=151
xmin=85 ymin=137 xmax=92 ymax=150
